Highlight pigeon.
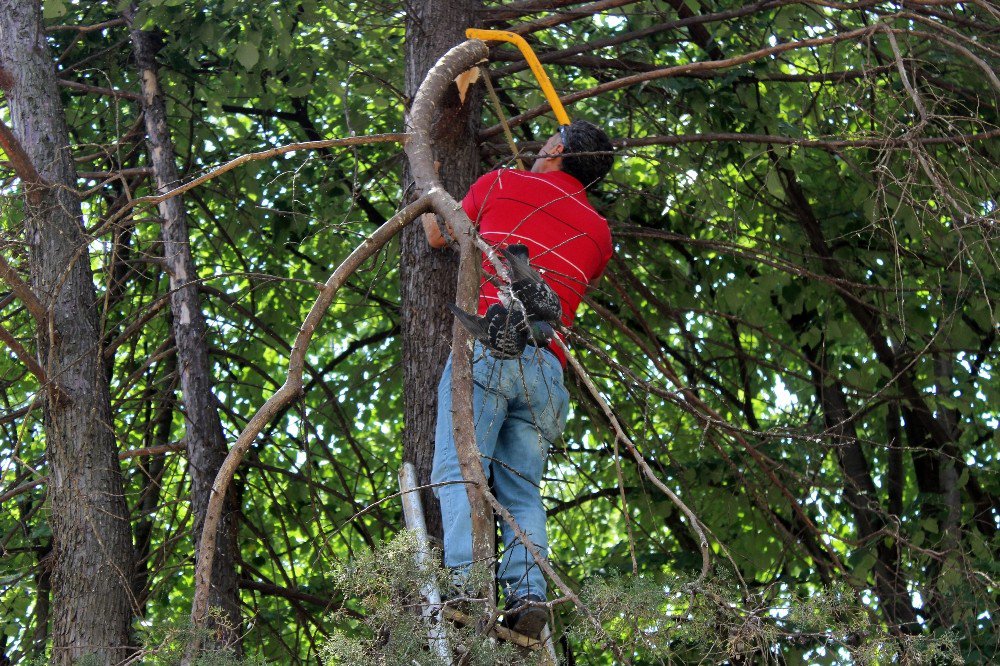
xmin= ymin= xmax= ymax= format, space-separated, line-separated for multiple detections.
xmin=448 ymin=302 xmax=528 ymax=359
xmin=526 ymin=320 xmax=556 ymax=348
xmin=499 ymin=244 xmax=563 ymax=325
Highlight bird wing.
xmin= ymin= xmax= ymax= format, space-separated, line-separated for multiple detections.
xmin=447 ymin=304 xmax=488 ymax=340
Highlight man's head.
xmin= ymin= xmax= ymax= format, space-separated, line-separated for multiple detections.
xmin=531 ymin=120 xmax=613 ymax=190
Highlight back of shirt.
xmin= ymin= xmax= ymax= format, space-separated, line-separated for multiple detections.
xmin=462 ymin=169 xmax=613 ymax=365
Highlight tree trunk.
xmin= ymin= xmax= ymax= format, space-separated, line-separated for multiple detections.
xmin=0 ymin=2 xmax=135 ymax=663
xmin=126 ymin=12 xmax=243 ymax=650
xmin=402 ymin=0 xmax=484 ymax=542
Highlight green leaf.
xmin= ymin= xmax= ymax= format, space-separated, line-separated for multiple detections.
xmin=30 ymin=522 xmax=52 ymax=540
xmin=862 ymin=197 xmax=877 ymax=222
xmin=43 ymin=0 xmax=67 ymax=19
xmin=765 ymin=170 xmax=785 ymax=199
xmin=234 ymin=42 xmax=260 ymax=70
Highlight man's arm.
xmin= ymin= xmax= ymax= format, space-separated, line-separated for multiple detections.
xmin=421 ymin=213 xmax=453 ymax=249
xmin=421 ymin=171 xmax=495 ymax=249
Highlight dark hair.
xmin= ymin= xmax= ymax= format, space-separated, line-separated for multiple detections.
xmin=559 ymin=120 xmax=614 ymax=190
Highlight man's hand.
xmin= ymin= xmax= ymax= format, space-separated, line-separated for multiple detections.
xmin=420 ymin=159 xmax=455 ymax=249
xmin=421 ymin=212 xmax=453 ymax=249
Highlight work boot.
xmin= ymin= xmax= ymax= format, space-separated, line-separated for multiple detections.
xmin=501 ymin=593 xmax=547 ymax=639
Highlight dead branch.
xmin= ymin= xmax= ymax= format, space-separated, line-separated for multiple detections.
xmin=404 ymin=36 xmax=633 ymax=658
xmin=190 ymin=194 xmax=432 ymax=628
xmin=0 ymin=254 xmax=47 ymax=325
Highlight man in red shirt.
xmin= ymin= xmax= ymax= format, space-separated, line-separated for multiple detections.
xmin=426 ymin=120 xmax=613 ymax=637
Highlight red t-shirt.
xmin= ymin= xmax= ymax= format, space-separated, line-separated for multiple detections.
xmin=462 ymin=169 xmax=613 ymax=366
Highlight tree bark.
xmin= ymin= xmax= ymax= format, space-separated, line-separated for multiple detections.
xmin=126 ymin=12 xmax=242 ymax=650
xmin=0 ymin=2 xmax=135 ymax=663
xmin=402 ymin=0 xmax=484 ymax=542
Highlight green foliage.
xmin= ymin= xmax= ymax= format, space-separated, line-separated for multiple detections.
xmin=320 ymin=532 xmax=531 ymax=666
xmin=569 ymin=572 xmax=963 ymax=664
xmin=135 ymin=608 xmax=268 ymax=666
xmin=1 ymin=0 xmax=997 ymax=663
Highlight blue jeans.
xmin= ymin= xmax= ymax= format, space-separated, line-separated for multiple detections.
xmin=432 ymin=342 xmax=570 ymax=600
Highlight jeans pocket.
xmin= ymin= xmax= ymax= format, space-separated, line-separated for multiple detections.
xmin=472 ymin=351 xmax=514 ymax=396
xmin=534 ymin=378 xmax=569 ymax=444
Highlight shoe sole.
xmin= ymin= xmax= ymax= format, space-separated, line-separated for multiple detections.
xmin=509 ymin=605 xmax=548 ymax=639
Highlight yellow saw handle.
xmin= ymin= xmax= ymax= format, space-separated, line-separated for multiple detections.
xmin=465 ymin=28 xmax=571 ymax=127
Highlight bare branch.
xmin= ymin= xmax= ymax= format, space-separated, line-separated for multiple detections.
xmin=0 ymin=320 xmax=47 ymax=385
xmin=190 ymin=194 xmax=432 ymax=628
xmin=403 ymin=36 xmax=499 ymax=606
xmin=0 ymin=254 xmax=46 ymax=325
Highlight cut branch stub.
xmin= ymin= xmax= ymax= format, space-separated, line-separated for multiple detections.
xmin=405 ymin=39 xmax=489 ymax=200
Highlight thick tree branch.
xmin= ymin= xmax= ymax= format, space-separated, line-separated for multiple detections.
xmin=0 ymin=255 xmax=47 ymax=325
xmin=403 ymin=37 xmax=497 ymax=602
xmin=0 ymin=321 xmax=47 ymax=386
xmin=191 ymin=194 xmax=432 ymax=628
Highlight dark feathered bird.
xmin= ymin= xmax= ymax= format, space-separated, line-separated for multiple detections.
xmin=526 ymin=320 xmax=556 ymax=347
xmin=500 ymin=244 xmax=562 ymax=325
xmin=448 ymin=302 xmax=528 ymax=359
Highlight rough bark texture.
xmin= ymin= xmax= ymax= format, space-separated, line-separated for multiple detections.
xmin=0 ymin=2 xmax=135 ymax=663
xmin=402 ymin=0 xmax=484 ymax=543
xmin=127 ymin=15 xmax=242 ymax=648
